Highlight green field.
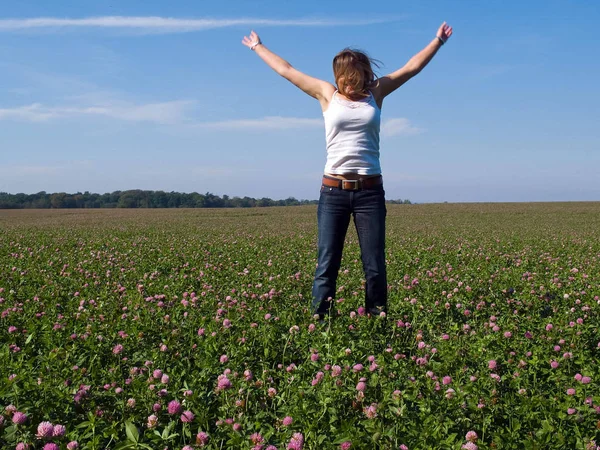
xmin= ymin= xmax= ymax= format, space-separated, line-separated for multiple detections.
xmin=1 ymin=203 xmax=600 ymax=449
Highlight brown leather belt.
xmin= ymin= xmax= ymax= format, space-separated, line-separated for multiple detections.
xmin=322 ymin=175 xmax=383 ymax=191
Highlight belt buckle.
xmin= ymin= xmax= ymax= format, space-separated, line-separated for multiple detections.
xmin=342 ymin=179 xmax=360 ymax=191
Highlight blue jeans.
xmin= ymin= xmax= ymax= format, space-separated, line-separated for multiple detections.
xmin=312 ymin=182 xmax=387 ymax=316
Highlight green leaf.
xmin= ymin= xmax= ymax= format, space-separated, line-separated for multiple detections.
xmin=511 ymin=419 xmax=521 ymax=432
xmin=443 ymin=433 xmax=457 ymax=444
xmin=125 ymin=421 xmax=139 ymax=443
xmin=3 ymin=424 xmax=17 ymax=441
xmin=114 ymin=442 xmax=136 ymax=450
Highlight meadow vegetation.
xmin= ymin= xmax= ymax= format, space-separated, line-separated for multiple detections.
xmin=1 ymin=203 xmax=599 ymax=449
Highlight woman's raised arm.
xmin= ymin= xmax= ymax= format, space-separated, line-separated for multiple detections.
xmin=374 ymin=22 xmax=453 ymax=101
xmin=242 ymin=31 xmax=335 ymax=107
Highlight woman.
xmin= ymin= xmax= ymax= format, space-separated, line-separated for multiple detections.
xmin=242 ymin=23 xmax=453 ymax=319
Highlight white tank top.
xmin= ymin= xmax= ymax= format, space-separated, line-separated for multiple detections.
xmin=323 ymin=90 xmax=381 ymax=175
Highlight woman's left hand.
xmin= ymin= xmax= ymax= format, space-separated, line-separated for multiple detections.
xmin=437 ymin=22 xmax=453 ymax=43
xmin=242 ymin=30 xmax=262 ymax=49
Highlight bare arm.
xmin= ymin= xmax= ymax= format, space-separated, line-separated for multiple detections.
xmin=242 ymin=31 xmax=334 ymax=105
xmin=374 ymin=22 xmax=453 ymax=101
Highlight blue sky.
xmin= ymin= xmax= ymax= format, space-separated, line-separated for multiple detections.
xmin=1 ymin=1 xmax=599 ymax=202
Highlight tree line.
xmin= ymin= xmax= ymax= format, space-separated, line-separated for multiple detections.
xmin=0 ymin=190 xmax=411 ymax=209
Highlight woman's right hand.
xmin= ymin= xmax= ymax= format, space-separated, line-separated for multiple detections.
xmin=242 ymin=30 xmax=262 ymax=50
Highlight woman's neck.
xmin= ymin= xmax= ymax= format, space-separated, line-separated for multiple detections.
xmin=336 ymin=90 xmax=371 ymax=102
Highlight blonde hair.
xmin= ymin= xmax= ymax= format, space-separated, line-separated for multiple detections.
xmin=332 ymin=48 xmax=380 ymax=99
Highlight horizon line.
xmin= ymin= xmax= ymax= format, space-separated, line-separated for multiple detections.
xmin=1 ymin=190 xmax=599 ymax=205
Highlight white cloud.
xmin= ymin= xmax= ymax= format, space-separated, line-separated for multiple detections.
xmin=381 ymin=118 xmax=424 ymax=137
xmin=0 ymin=104 xmax=59 ymax=122
xmin=199 ymin=117 xmax=424 ymax=135
xmin=0 ymin=102 xmax=423 ymax=139
xmin=196 ymin=116 xmax=323 ymax=130
xmin=135 ymin=165 xmax=258 ymax=178
xmin=0 ymin=16 xmax=402 ymax=34
xmin=0 ymin=101 xmax=194 ymax=124
xmin=0 ymin=106 xmax=320 ymax=129
xmin=73 ymin=101 xmax=194 ymax=124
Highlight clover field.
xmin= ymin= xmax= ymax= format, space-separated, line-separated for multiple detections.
xmin=1 ymin=203 xmax=600 ymax=450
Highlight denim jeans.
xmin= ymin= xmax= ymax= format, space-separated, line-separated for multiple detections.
xmin=312 ymin=182 xmax=387 ymax=316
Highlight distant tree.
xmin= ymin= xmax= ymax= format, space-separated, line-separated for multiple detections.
xmin=283 ymin=197 xmax=299 ymax=206
xmin=192 ymin=193 xmax=206 ymax=208
xmin=149 ymin=191 xmax=166 ymax=208
xmin=257 ymin=197 xmax=274 ymax=207
xmin=240 ymin=197 xmax=255 ymax=207
xmin=30 ymin=192 xmax=50 ymax=208
xmin=0 ymin=190 xmax=319 ymax=209
xmin=117 ymin=191 xmax=139 ymax=208
xmin=387 ymin=198 xmax=412 ymax=205
xmin=50 ymin=193 xmax=66 ymax=208
xmin=167 ymin=192 xmax=182 ymax=208
xmin=204 ymin=192 xmax=224 ymax=208
xmin=0 ymin=192 xmax=18 ymax=208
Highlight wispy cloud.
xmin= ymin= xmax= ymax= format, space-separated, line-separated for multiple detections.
xmin=0 ymin=101 xmax=194 ymax=124
xmin=197 ymin=116 xmax=423 ymax=134
xmin=0 ymin=104 xmax=58 ymax=122
xmin=135 ymin=165 xmax=258 ymax=178
xmin=196 ymin=116 xmax=323 ymax=130
xmin=0 ymin=105 xmax=320 ymax=129
xmin=0 ymin=102 xmax=423 ymax=137
xmin=381 ymin=118 xmax=424 ymax=137
xmin=0 ymin=16 xmax=402 ymax=34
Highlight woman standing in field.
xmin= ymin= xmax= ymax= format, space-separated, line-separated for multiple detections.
xmin=242 ymin=23 xmax=453 ymax=319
